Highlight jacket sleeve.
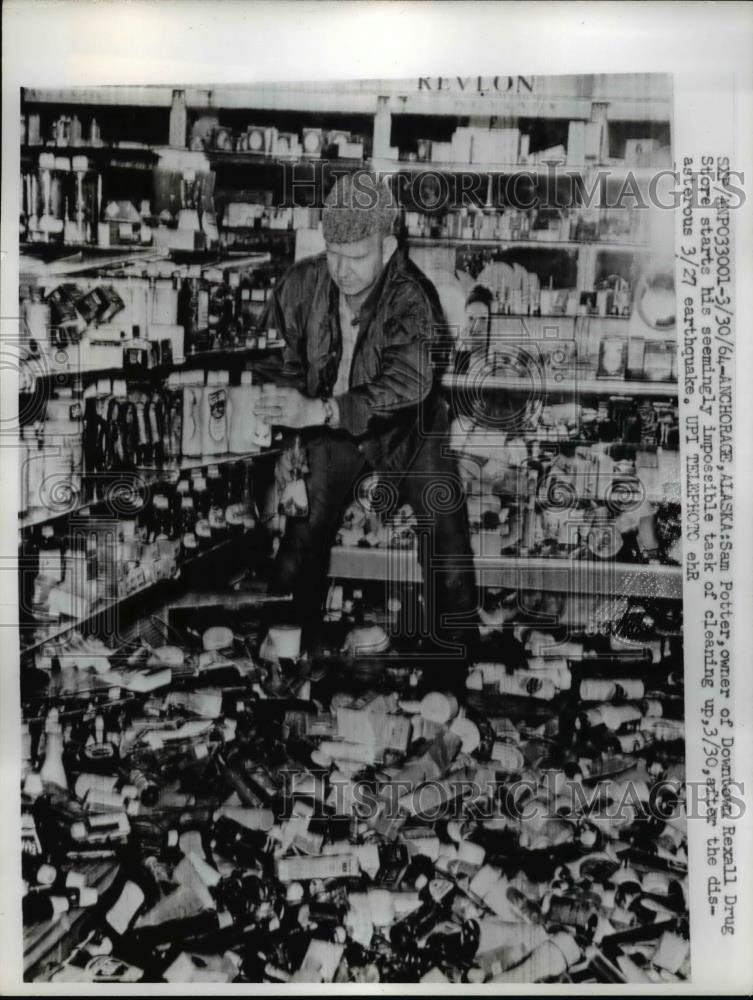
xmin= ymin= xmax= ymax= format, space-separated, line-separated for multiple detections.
xmin=251 ymin=268 xmax=307 ymax=389
xmin=334 ymin=283 xmax=437 ymax=438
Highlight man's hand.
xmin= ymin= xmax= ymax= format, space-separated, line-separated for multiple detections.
xmin=253 ymin=387 xmax=325 ymax=429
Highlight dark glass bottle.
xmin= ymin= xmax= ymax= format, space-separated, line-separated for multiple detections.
xmin=209 ymin=815 xmax=276 ymax=875
xmin=19 ymin=527 xmax=40 ymax=625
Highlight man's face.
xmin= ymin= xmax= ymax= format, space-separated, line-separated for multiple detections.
xmin=325 ymin=233 xmax=385 ymax=298
xmin=463 ymin=300 xmax=490 ymax=343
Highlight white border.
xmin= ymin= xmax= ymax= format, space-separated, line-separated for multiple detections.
xmin=2 ymin=1 xmax=753 ymax=994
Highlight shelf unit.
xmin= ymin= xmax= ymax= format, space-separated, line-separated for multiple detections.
xmin=205 ymin=151 xmax=365 ymax=170
xmin=17 ymin=83 xmax=685 ymax=986
xmin=21 ymin=81 xmax=671 ymax=263
xmin=20 ymin=525 xmax=260 ymax=656
xmin=23 ymin=859 xmax=120 ymax=981
xmin=19 ymin=78 xmax=680 ymax=650
xmin=20 ymin=447 xmax=280 ymax=531
xmin=327 ymin=547 xmax=682 ymax=600
xmin=441 ymin=372 xmax=678 ymax=398
xmin=19 ymin=342 xmax=283 ymax=390
xmin=407 ymin=236 xmax=651 ymax=252
xmin=21 ymin=144 xmax=158 ymax=167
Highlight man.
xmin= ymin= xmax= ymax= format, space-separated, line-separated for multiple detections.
xmin=255 ymin=172 xmax=478 ymax=689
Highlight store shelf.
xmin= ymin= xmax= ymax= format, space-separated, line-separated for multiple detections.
xmin=207 ymin=150 xmax=365 ymax=170
xmin=23 ymin=341 xmax=284 ymax=384
xmin=22 ymin=247 xmax=274 ymax=281
xmin=377 ymin=158 xmax=590 ymax=175
xmin=488 ymin=312 xmax=630 ymax=321
xmin=380 ymin=158 xmax=668 ymax=183
xmin=21 ymin=144 xmax=158 ymax=169
xmin=441 ymin=372 xmax=678 ymax=398
xmin=600 ymin=163 xmax=675 ymax=184
xmin=408 ymin=235 xmax=651 ymax=252
xmin=20 ymin=246 xmax=162 ymax=277
xmin=327 ymin=546 xmax=682 ymax=599
xmin=19 ymin=448 xmax=280 ymax=530
xmin=24 ymin=858 xmax=120 ymax=981
xmin=221 ymin=226 xmax=296 ymax=237
xmin=19 ymin=530 xmax=254 ymax=655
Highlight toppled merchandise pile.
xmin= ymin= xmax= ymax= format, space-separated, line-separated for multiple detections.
xmin=21 ymin=609 xmax=688 ymax=984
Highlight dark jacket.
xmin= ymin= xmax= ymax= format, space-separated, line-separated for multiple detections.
xmin=256 ymin=248 xmax=450 ymax=474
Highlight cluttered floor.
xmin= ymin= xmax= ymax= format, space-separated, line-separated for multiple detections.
xmin=21 ymin=586 xmax=689 ymax=984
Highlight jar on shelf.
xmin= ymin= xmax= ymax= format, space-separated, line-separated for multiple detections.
xmin=191 ymin=474 xmax=210 ymax=520
xmin=207 ymin=464 xmax=228 ymax=542
xmin=22 ymin=288 xmax=51 ymax=349
xmin=33 ymin=525 xmax=64 ymax=612
xmin=150 ymin=494 xmax=173 ymax=542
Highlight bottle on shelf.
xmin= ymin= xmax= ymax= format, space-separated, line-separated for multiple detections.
xmin=237 ymin=271 xmax=255 ymax=334
xmin=191 ymin=475 xmax=212 ymax=550
xmin=147 ymin=494 xmax=174 ymax=543
xmin=196 ymin=271 xmax=211 ymax=350
xmin=50 ymin=157 xmax=70 ymax=241
xmin=181 ymin=379 xmax=204 ymax=460
xmin=207 ymin=464 xmax=228 ymax=543
xmin=177 ymin=276 xmax=197 ymax=351
xmin=33 ymin=525 xmax=65 ymax=612
xmin=38 ymin=152 xmax=64 ymax=244
xmin=19 ymin=523 xmax=40 ymax=624
xmin=22 ymin=287 xmax=51 ymax=349
xmin=228 ymin=372 xmax=259 ymax=455
xmin=178 ymin=491 xmax=198 ymax=560
xmin=124 ymin=324 xmax=153 ymax=371
xmin=201 ymin=371 xmax=230 ymax=456
xmin=167 ymin=88 xmax=188 ymax=148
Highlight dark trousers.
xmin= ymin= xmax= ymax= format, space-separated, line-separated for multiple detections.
xmin=268 ymin=430 xmax=479 ymax=666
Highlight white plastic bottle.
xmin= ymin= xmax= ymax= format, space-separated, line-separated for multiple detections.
xmin=181 ymin=376 xmax=204 ymax=459
xmin=201 ymin=371 xmax=229 ymax=456
xmin=33 ymin=525 xmax=64 ymax=609
xmin=252 ymin=384 xmax=272 ymax=448
xmin=228 ymin=372 xmax=257 ymax=454
xmin=23 ymin=288 xmax=51 ymax=348
xmin=40 ymin=708 xmax=68 ymax=790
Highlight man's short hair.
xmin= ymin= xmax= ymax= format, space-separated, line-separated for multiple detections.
xmin=322 ymin=172 xmax=398 ymax=245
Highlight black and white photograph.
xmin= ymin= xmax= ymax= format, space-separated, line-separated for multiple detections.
xmin=2 ymin=1 xmax=752 ymax=993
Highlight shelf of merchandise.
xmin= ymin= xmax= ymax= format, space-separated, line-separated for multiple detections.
xmin=441 ymin=372 xmax=678 ymax=399
xmin=407 ymin=236 xmax=651 ymax=252
xmin=21 ymin=81 xmax=680 ymax=648
xmin=487 ymin=312 xmax=630 ymax=322
xmin=379 ymin=158 xmax=597 ymax=175
xmin=207 ymin=151 xmax=366 ymax=170
xmin=23 ymin=858 xmax=121 ymax=981
xmin=19 ymin=246 xmax=162 ymax=275
xmin=21 ymin=143 xmax=158 ymax=166
xmin=377 ymin=158 xmax=667 ymax=180
xmin=327 ymin=546 xmax=682 ymax=600
xmin=20 ymin=342 xmax=284 ymax=387
xmin=19 ymin=527 xmax=257 ymax=656
xmin=21 ymin=85 xmax=383 ymax=115
xmin=19 ymin=447 xmax=280 ymax=531
xmin=21 ymin=79 xmax=672 ymax=171
xmin=220 ymin=226 xmax=297 ymax=237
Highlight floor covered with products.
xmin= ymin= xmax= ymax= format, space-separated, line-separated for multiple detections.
xmin=21 ymin=585 xmax=689 ymax=985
